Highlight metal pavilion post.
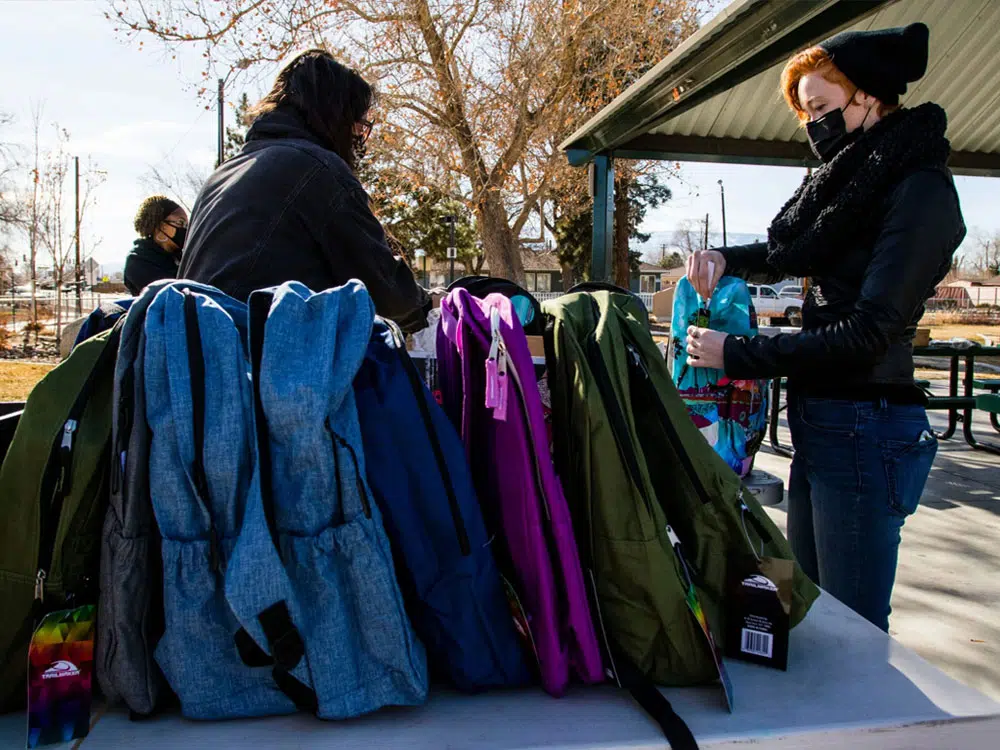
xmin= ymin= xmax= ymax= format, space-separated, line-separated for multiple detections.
xmin=590 ymin=153 xmax=615 ymax=282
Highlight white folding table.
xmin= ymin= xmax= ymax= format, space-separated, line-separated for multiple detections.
xmin=3 ymin=592 xmax=998 ymax=749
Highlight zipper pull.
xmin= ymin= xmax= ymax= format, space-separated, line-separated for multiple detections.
xmin=61 ymin=419 xmax=78 ymax=452
xmin=739 ymin=495 xmax=764 ymax=562
xmin=57 ymin=419 xmax=79 ymax=496
xmin=34 ymin=569 xmax=47 ymax=602
xmin=666 ymin=524 xmax=681 ymax=548
xmin=626 ymin=343 xmax=649 ymax=378
xmin=665 ymin=525 xmax=695 ymax=591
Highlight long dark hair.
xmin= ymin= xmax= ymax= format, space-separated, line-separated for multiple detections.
xmin=249 ymin=49 xmax=374 ymax=169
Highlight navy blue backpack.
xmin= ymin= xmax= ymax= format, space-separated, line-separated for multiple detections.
xmin=354 ymin=318 xmax=530 ymax=691
xmin=73 ymin=299 xmax=133 ymax=350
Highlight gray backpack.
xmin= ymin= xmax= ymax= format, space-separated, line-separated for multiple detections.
xmin=97 ymin=279 xmax=174 ymax=715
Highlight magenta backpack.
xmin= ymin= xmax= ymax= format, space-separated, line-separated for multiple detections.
xmin=437 ymin=289 xmax=604 ymax=696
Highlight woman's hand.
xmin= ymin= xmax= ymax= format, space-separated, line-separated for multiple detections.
xmin=687 ymin=326 xmax=728 ymax=370
xmin=685 ymin=250 xmax=726 ymax=299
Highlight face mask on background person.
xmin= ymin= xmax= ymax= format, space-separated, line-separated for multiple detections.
xmin=168 ymin=225 xmax=187 ymax=251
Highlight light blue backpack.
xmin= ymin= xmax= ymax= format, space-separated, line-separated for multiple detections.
xmin=143 ymin=280 xmax=427 ymax=720
xmin=669 ymin=276 xmax=769 ymax=477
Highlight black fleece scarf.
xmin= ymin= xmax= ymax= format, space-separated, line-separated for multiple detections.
xmin=766 ymin=103 xmax=951 ymax=277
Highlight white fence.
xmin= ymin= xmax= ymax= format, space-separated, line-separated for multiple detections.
xmin=968 ymin=287 xmax=1000 ymax=307
xmin=535 ymin=291 xmax=655 ymax=308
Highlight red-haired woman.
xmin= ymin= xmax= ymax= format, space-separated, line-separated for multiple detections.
xmin=684 ymin=23 xmax=965 ymax=631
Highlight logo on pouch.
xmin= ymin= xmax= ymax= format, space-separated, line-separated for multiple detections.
xmin=42 ymin=660 xmax=80 ymax=680
xmin=741 ymin=574 xmax=778 ymax=592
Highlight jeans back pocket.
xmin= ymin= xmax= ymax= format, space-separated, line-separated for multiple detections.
xmin=880 ymin=431 xmax=938 ymax=517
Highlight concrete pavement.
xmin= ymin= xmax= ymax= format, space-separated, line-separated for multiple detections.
xmin=755 ymin=398 xmax=1000 ymax=702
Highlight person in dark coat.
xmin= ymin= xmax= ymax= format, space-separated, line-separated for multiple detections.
xmin=684 ymin=23 xmax=965 ymax=632
xmin=124 ymin=196 xmax=187 ymax=296
xmin=179 ymin=49 xmax=430 ymax=332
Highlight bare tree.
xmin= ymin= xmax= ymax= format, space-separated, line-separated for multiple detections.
xmin=107 ymin=0 xmax=705 ymax=282
xmin=970 ymin=230 xmax=1000 ymax=278
xmin=33 ymin=126 xmax=106 ymax=347
xmin=0 ymin=112 xmax=25 ymax=237
xmin=27 ymin=104 xmax=44 ymax=332
xmin=139 ymin=161 xmax=207 ymax=213
xmin=671 ymin=219 xmax=701 ymax=257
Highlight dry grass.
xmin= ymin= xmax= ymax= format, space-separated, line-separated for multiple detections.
xmin=924 ymin=323 xmax=1000 ymax=345
xmin=0 ymin=361 xmax=55 ymax=401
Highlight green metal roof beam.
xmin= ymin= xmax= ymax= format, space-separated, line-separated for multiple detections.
xmin=560 ymin=0 xmax=894 ymax=162
xmin=598 ymin=132 xmax=1000 ymax=176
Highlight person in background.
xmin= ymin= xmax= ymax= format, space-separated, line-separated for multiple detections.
xmin=178 ymin=49 xmax=430 ymax=332
xmin=125 ymin=196 xmax=187 ymax=296
xmin=684 ymin=23 xmax=965 ymax=632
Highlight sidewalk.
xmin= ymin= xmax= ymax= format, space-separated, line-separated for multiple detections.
xmin=756 ymin=398 xmax=1000 ymax=702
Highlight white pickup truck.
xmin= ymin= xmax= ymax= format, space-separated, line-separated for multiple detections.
xmin=748 ymin=284 xmax=803 ymax=327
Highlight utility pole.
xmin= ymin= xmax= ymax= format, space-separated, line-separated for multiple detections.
xmin=9 ymin=260 xmax=16 ymax=330
xmin=717 ymin=179 xmax=727 ymax=248
xmin=703 ymin=213 xmax=710 ymax=251
xmin=217 ymin=78 xmax=225 ymax=167
xmin=414 ymin=249 xmax=427 ymax=287
xmin=74 ymin=156 xmax=82 ymax=315
xmin=443 ymin=215 xmax=457 ymax=285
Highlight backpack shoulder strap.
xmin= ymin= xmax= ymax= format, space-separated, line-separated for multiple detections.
xmin=230 ymin=290 xmax=318 ymax=715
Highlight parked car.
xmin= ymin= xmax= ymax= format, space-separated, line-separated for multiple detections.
xmin=748 ymin=284 xmax=803 ymax=327
xmin=779 ymin=285 xmax=803 ymax=299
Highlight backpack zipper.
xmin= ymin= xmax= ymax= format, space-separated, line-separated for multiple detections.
xmin=111 ymin=366 xmax=134 ymax=495
xmin=388 ymin=322 xmax=470 ymax=556
xmin=626 ymin=337 xmax=774 ymax=560
xmin=34 ymin=418 xmax=78 ymax=603
xmin=504 ymin=348 xmax=553 ymax=522
xmin=34 ymin=321 xmax=125 ymax=604
xmin=490 ymin=313 xmax=570 ymax=629
xmin=582 ymin=303 xmax=704 ymax=583
xmin=624 ymin=340 xmax=713 ymax=507
xmin=581 ymin=300 xmax=655 ymax=518
xmin=183 ymin=290 xmax=221 ymax=573
xmin=330 ymin=431 xmax=372 ymax=519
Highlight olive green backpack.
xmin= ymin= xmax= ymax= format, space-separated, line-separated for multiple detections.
xmin=542 ymin=290 xmax=818 ymax=690
xmin=0 ymin=323 xmax=122 ymax=711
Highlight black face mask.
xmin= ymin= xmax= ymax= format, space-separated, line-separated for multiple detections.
xmin=169 ymin=226 xmax=187 ymax=251
xmin=806 ymin=93 xmax=874 ymax=163
xmin=806 ymin=108 xmax=861 ymax=162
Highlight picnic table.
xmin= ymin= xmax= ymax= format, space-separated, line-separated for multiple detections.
xmin=3 ymin=593 xmax=999 ymax=749
xmin=763 ymin=341 xmax=1000 ymax=457
xmin=913 ymin=343 xmax=1000 ymax=453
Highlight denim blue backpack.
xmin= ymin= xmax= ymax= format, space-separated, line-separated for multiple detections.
xmin=669 ymin=276 xmax=768 ymax=477
xmin=142 ymin=280 xmax=427 ymax=720
xmin=354 ymin=318 xmax=530 ymax=691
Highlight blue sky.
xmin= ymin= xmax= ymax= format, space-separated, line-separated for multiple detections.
xmin=2 ymin=0 xmax=997 ymax=272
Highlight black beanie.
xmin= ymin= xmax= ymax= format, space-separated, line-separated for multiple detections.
xmin=820 ymin=22 xmax=929 ymax=105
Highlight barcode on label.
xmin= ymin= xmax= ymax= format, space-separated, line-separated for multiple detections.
xmin=741 ymin=628 xmax=773 ymax=658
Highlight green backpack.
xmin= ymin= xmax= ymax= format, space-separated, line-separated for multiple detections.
xmin=542 ymin=290 xmax=818 ymax=689
xmin=0 ymin=322 xmax=122 ymax=711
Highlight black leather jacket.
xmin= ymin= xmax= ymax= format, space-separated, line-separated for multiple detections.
xmin=179 ymin=107 xmax=430 ymax=332
xmin=721 ymin=167 xmax=965 ymax=399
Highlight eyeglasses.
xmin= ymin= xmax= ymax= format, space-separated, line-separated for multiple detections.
xmin=164 ymin=219 xmax=188 ymax=229
xmin=356 ymin=118 xmax=374 ymax=145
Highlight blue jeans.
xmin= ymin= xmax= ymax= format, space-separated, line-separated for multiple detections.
xmin=787 ymin=395 xmax=938 ymax=632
